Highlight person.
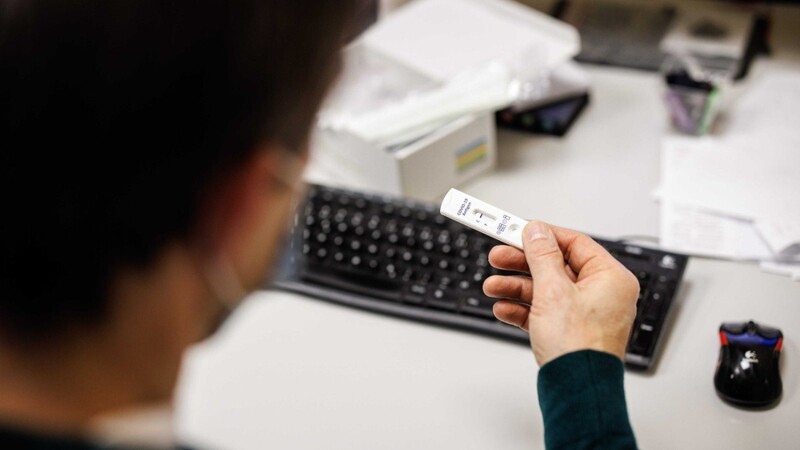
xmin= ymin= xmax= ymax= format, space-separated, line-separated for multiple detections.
xmin=0 ymin=1 xmax=640 ymax=449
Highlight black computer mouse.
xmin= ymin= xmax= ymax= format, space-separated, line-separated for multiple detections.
xmin=714 ymin=320 xmax=783 ymax=407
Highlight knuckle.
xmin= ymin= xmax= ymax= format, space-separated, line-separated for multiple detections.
xmin=620 ymin=269 xmax=640 ymax=300
xmin=573 ymin=232 xmax=594 ymax=246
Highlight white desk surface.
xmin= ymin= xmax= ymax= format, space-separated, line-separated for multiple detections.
xmin=175 ymin=10 xmax=800 ymax=450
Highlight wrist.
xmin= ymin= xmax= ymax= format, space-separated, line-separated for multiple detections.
xmin=533 ymin=338 xmax=626 ymax=367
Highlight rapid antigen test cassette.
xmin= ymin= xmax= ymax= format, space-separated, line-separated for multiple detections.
xmin=440 ymin=189 xmax=528 ymax=250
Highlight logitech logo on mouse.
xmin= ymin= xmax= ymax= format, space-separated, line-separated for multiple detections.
xmin=744 ymin=350 xmax=759 ymax=364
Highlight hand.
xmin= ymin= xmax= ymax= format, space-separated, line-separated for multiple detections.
xmin=482 ymin=221 xmax=639 ymax=366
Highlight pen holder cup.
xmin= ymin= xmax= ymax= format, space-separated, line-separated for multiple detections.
xmin=663 ymin=73 xmax=722 ymax=136
xmin=660 ymin=54 xmax=734 ymax=136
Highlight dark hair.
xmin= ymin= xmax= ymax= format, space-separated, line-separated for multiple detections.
xmin=0 ymin=0 xmax=357 ymax=339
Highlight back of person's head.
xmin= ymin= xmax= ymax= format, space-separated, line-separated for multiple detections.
xmin=0 ymin=0 xmax=356 ymax=342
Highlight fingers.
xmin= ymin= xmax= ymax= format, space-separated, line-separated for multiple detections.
xmin=483 ymin=274 xmax=533 ymax=302
xmin=488 ymin=244 xmax=579 ymax=282
xmin=488 ymin=245 xmax=529 ymax=272
xmin=522 ymin=221 xmax=571 ymax=285
xmin=492 ymin=300 xmax=530 ymax=331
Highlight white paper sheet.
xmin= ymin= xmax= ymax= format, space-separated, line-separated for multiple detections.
xmin=660 ymin=201 xmax=772 ymax=260
xmin=660 ymin=136 xmax=800 ymax=225
xmin=717 ymin=69 xmax=800 ymax=147
xmin=755 ymin=220 xmax=800 ymax=258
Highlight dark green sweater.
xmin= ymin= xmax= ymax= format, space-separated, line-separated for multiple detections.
xmin=538 ymin=350 xmax=638 ymax=450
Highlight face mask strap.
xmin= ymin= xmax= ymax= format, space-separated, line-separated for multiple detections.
xmin=203 ymin=148 xmax=307 ymax=311
xmin=203 ymin=255 xmax=248 ymax=311
xmin=269 ymin=149 xmax=308 ymax=196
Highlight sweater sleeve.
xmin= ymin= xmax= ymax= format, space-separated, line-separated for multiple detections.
xmin=537 ymin=350 xmax=637 ymax=450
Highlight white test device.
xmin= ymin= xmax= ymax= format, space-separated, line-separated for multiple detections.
xmin=440 ymin=188 xmax=528 ymax=250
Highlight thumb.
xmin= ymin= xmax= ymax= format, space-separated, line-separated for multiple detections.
xmin=523 ymin=221 xmax=569 ymax=283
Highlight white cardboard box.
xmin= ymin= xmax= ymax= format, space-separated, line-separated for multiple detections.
xmin=305 ymin=36 xmax=497 ymax=202
xmin=306 ymin=112 xmax=496 ymax=202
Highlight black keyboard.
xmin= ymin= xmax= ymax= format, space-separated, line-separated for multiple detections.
xmin=272 ymin=184 xmax=688 ymax=370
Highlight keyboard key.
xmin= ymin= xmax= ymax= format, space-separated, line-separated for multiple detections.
xmin=461 ymin=296 xmax=496 ymax=320
xmin=319 ymin=219 xmax=332 ymax=233
xmin=419 ymin=228 xmax=433 ymax=241
xmin=319 ymin=204 xmax=331 ymax=218
xmin=367 ymin=218 xmax=380 ymax=231
xmin=402 ymin=280 xmax=427 ymax=304
xmin=643 ymin=293 xmax=664 ymax=321
xmin=653 ymin=280 xmax=674 ymax=296
xmin=366 ymin=258 xmax=380 ymax=272
xmin=428 ymin=289 xmax=458 ymax=311
xmin=630 ymin=323 xmax=656 ymax=354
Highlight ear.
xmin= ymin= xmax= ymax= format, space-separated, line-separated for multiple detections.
xmin=196 ymin=146 xmax=301 ymax=290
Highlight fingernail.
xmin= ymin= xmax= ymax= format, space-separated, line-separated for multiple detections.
xmin=526 ymin=221 xmax=548 ymax=242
